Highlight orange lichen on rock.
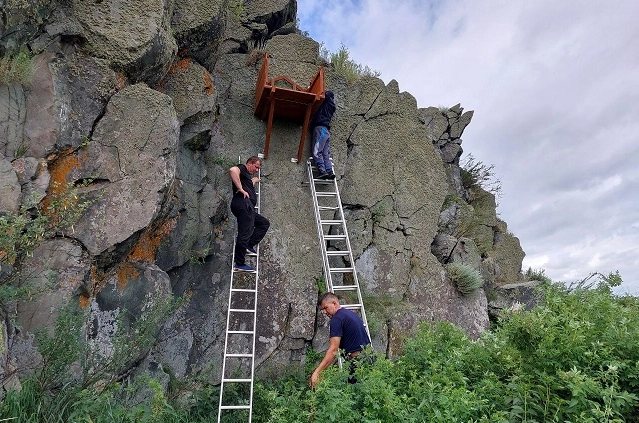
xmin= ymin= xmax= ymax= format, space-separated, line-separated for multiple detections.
xmin=203 ymin=69 xmax=214 ymax=95
xmin=116 ymin=73 xmax=126 ymax=90
xmin=47 ymin=148 xmax=82 ymax=193
xmin=169 ymin=58 xmax=192 ymax=74
xmin=129 ymin=218 xmax=177 ymax=262
xmin=78 ymin=293 xmax=90 ymax=308
xmin=117 ymin=262 xmax=140 ymax=291
xmin=42 ymin=148 xmax=86 ymax=218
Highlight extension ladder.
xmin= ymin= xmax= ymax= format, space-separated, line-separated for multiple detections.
xmin=306 ymin=159 xmax=371 ymax=349
xmin=217 ymin=166 xmax=262 ymax=423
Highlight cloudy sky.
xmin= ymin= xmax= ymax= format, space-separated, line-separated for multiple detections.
xmin=297 ymin=0 xmax=639 ymax=294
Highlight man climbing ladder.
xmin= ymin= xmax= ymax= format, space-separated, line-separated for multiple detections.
xmin=229 ymin=156 xmax=270 ymax=272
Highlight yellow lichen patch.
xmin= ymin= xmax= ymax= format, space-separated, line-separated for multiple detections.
xmin=117 ymin=262 xmax=140 ymax=292
xmin=128 ymin=218 xmax=177 ymax=263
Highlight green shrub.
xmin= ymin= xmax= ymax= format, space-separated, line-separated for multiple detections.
xmin=460 ymin=153 xmax=502 ymax=198
xmin=446 ymin=262 xmax=484 ymax=295
xmin=0 ymin=49 xmax=34 ymax=84
xmin=320 ymin=44 xmax=381 ymax=83
xmin=525 ymin=267 xmax=552 ymax=284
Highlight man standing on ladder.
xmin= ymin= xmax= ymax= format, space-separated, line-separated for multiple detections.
xmin=311 ymin=91 xmax=336 ymax=180
xmin=229 ymin=156 xmax=270 ymax=272
xmin=309 ymin=292 xmax=371 ymax=387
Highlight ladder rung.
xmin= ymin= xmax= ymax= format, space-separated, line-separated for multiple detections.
xmin=332 ymin=285 xmax=358 ymax=291
xmin=229 ymin=308 xmax=256 ymax=313
xmin=326 ymin=251 xmax=350 ymax=256
xmin=226 ymin=353 xmax=253 ymax=358
xmin=227 ymin=330 xmax=254 ymax=335
xmin=233 ymin=269 xmax=257 ymax=273
xmin=220 ymin=405 xmax=251 ymax=410
xmin=318 ymin=206 xmax=339 ymax=211
xmin=315 ymin=192 xmax=337 ymax=197
xmin=313 ymin=179 xmax=333 ymax=184
xmin=231 ymin=288 xmax=256 ymax=293
xmin=320 ymin=220 xmax=344 ymax=225
xmin=329 ymin=267 xmax=354 ymax=272
xmin=324 ymin=235 xmax=347 ymax=240
xmin=223 ymin=378 xmax=252 ymax=383
xmin=343 ymin=304 xmax=362 ymax=310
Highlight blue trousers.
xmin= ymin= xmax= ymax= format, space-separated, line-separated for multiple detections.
xmin=312 ymin=126 xmax=332 ymax=173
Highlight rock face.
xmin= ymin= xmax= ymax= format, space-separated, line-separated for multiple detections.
xmin=0 ymin=0 xmax=526 ymax=388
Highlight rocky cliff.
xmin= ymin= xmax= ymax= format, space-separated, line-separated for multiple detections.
xmin=0 ymin=0 xmax=525 ymax=387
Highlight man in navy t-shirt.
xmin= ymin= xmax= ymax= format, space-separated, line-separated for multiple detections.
xmin=309 ymin=292 xmax=371 ymax=387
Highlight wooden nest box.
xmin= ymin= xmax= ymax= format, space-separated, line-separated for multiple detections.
xmin=254 ymin=53 xmax=325 ymax=163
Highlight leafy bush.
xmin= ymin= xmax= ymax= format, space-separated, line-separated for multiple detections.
xmin=446 ymin=262 xmax=484 ymax=295
xmin=0 ymin=182 xmax=93 ymax=304
xmin=525 ymin=267 xmax=553 ymax=283
xmin=2 ymin=275 xmax=638 ymax=421
xmin=320 ymin=44 xmax=381 ymax=83
xmin=247 ymin=276 xmax=639 ymax=422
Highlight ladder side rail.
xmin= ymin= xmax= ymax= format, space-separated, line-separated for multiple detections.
xmin=306 ymin=160 xmax=333 ymax=291
xmin=218 ymin=166 xmax=262 ymax=423
xmin=329 ymin=178 xmax=372 ymax=342
xmin=246 ymin=167 xmax=262 ymax=423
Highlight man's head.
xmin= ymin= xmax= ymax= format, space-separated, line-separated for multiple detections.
xmin=245 ymin=156 xmax=262 ymax=174
xmin=325 ymin=91 xmax=334 ymax=100
xmin=318 ymin=292 xmax=340 ymax=318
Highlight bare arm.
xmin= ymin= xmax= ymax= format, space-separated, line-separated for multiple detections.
xmin=229 ymin=166 xmax=248 ymax=198
xmin=309 ymin=336 xmax=341 ymax=387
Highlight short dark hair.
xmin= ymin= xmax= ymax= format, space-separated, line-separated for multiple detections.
xmin=318 ymin=292 xmax=339 ymax=306
xmin=246 ymin=156 xmax=262 ymax=165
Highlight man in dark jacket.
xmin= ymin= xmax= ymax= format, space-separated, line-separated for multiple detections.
xmin=311 ymin=91 xmax=336 ymax=179
xmin=229 ymin=156 xmax=270 ymax=272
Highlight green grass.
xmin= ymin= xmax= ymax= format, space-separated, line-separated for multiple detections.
xmin=320 ymin=44 xmax=381 ymax=83
xmin=446 ymin=262 xmax=484 ymax=295
xmin=0 ymin=49 xmax=34 ymax=84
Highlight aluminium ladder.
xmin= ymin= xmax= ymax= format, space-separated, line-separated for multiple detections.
xmin=306 ymin=159 xmax=371 ymax=350
xmin=217 ymin=166 xmax=262 ymax=423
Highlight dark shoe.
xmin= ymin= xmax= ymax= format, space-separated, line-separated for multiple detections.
xmin=319 ymin=172 xmax=331 ymax=180
xmin=246 ymin=246 xmax=257 ymax=255
xmin=326 ymin=171 xmax=336 ymax=180
xmin=234 ymin=263 xmax=255 ymax=272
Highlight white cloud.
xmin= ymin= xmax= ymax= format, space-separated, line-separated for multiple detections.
xmin=298 ymin=0 xmax=639 ymax=293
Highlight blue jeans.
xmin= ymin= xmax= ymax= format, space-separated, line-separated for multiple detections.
xmin=312 ymin=126 xmax=332 ymax=173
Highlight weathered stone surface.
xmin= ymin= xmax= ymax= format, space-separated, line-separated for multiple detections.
xmin=0 ymin=84 xmax=26 ymax=158
xmin=490 ymin=220 xmax=525 ymax=285
xmin=50 ymin=49 xmax=119 ymax=150
xmin=89 ymin=261 xmax=173 ymax=371
xmin=171 ymin=0 xmax=225 ymax=64
xmin=23 ymin=53 xmax=58 ymax=159
xmin=489 ymin=280 xmax=542 ymax=315
xmin=72 ymin=0 xmax=177 ymax=84
xmin=71 ymin=84 xmax=179 ymax=255
xmin=450 ymin=110 xmax=474 ymax=139
xmin=0 ymin=158 xmax=20 ymax=213
xmin=16 ymin=239 xmax=90 ymax=334
xmin=160 ymin=59 xmax=216 ymax=125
